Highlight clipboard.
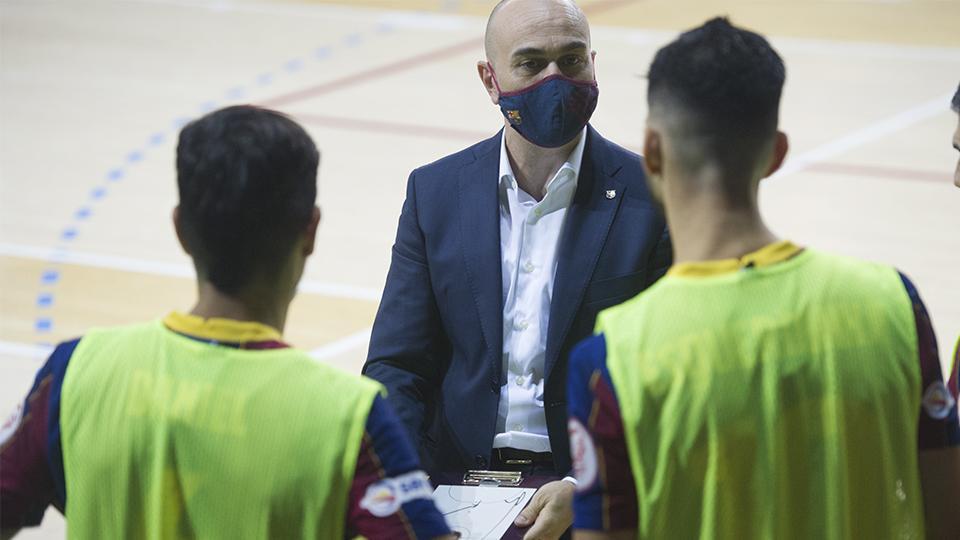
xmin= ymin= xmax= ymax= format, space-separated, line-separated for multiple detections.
xmin=432 ymin=470 xmax=557 ymax=539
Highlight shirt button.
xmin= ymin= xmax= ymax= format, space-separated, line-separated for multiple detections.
xmin=522 ymin=261 xmax=535 ymax=273
xmin=515 ymin=375 xmax=524 ymax=386
xmin=534 ymin=208 xmax=543 ymax=217
xmin=512 ymin=424 xmax=525 ymax=432
xmin=514 ymin=320 xmax=529 ymax=331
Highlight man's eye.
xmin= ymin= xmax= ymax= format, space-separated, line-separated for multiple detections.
xmin=561 ymin=55 xmax=584 ymax=67
xmin=520 ymin=60 xmax=543 ymax=70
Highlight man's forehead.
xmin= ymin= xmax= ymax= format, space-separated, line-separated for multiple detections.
xmin=488 ymin=0 xmax=589 ymax=58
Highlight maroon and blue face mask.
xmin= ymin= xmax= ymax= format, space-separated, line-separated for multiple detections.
xmin=490 ymin=64 xmax=599 ymax=148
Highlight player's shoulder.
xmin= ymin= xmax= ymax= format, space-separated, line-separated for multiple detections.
xmin=800 ymin=248 xmax=908 ymax=291
xmin=570 ymin=334 xmax=609 ymax=382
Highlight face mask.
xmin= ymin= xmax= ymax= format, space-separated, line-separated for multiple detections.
xmin=489 ymin=64 xmax=599 ymax=148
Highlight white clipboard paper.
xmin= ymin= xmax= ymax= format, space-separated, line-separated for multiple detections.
xmin=432 ymin=484 xmax=537 ymax=539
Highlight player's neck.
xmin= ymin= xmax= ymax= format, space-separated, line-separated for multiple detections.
xmin=190 ymin=280 xmax=290 ymax=334
xmin=504 ymin=125 xmax=580 ymax=201
xmin=664 ymin=188 xmax=778 ymax=266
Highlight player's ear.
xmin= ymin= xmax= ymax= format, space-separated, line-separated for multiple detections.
xmin=172 ymin=206 xmax=191 ymax=256
xmin=302 ymin=206 xmax=321 ymax=257
xmin=478 ymin=61 xmax=500 ymax=105
xmin=763 ymin=131 xmax=789 ymax=178
xmin=643 ymin=127 xmax=663 ymax=178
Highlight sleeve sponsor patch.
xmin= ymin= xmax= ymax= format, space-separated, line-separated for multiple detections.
xmin=922 ymin=381 xmax=956 ymax=420
xmin=359 ymin=470 xmax=434 ymax=518
xmin=569 ymin=417 xmax=598 ymax=493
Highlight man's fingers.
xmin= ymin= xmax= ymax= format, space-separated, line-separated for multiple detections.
xmin=521 ymin=506 xmax=562 ymax=540
xmin=515 ymin=489 xmax=546 ymax=527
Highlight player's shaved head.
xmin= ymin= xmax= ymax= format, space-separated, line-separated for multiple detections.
xmin=484 ymin=0 xmax=589 ymax=66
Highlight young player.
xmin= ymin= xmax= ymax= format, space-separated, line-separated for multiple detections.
xmin=567 ymin=19 xmax=960 ymax=539
xmin=0 ymin=106 xmax=454 ymax=539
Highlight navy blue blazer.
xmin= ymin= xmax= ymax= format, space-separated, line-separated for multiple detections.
xmin=363 ymin=126 xmax=670 ymax=475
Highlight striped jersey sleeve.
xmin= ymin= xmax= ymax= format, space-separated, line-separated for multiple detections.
xmin=567 ymin=334 xmax=638 ymax=532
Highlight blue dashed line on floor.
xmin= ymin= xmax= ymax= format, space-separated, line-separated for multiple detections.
xmin=34 ymin=28 xmax=383 ymax=343
xmin=37 ymin=293 xmax=54 ymax=308
xmin=40 ymin=270 xmax=60 ymax=285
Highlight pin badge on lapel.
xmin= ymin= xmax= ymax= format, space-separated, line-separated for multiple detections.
xmin=605 ymin=190 xmax=617 ymax=200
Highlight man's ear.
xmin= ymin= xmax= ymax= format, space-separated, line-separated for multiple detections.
xmin=172 ymin=206 xmax=191 ymax=256
xmin=763 ymin=131 xmax=789 ymax=178
xmin=643 ymin=127 xmax=663 ymax=178
xmin=477 ymin=61 xmax=500 ymax=105
xmin=302 ymin=206 xmax=321 ymax=257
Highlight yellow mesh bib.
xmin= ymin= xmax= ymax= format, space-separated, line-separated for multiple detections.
xmin=600 ymin=249 xmax=924 ymax=539
xmin=60 ymin=321 xmax=380 ymax=539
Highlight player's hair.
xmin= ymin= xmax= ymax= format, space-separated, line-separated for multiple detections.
xmin=176 ymin=105 xmax=319 ymax=294
xmin=647 ymin=17 xmax=785 ymax=185
xmin=952 ymin=82 xmax=960 ymax=112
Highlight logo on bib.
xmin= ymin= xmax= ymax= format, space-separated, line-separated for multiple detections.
xmin=922 ymin=381 xmax=956 ymax=420
xmin=359 ymin=470 xmax=433 ymax=517
xmin=569 ymin=417 xmax=598 ymax=492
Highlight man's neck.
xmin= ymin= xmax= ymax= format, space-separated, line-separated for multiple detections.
xmin=189 ymin=281 xmax=290 ymax=333
xmin=504 ymin=125 xmax=581 ymax=201
xmin=664 ymin=183 xmax=778 ymax=265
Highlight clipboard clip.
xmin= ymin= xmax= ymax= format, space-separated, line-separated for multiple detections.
xmin=462 ymin=470 xmax=523 ymax=487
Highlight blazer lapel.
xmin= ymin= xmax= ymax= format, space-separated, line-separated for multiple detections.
xmin=458 ymin=132 xmax=504 ymax=389
xmin=545 ymin=127 xmax=625 ymax=379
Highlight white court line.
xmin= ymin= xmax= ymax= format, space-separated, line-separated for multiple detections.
xmin=0 ymin=340 xmax=53 ymax=361
xmin=0 ymin=242 xmax=382 ymax=302
xmin=770 ymin=92 xmax=955 ymax=180
xmin=309 ymin=327 xmax=372 ymax=360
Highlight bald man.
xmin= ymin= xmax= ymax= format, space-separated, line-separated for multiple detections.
xmin=364 ymin=1 xmax=670 ymax=537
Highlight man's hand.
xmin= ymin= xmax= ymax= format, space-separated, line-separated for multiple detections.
xmin=514 ymin=479 xmax=575 ymax=540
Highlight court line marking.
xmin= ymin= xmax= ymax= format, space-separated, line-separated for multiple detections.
xmin=309 ymin=327 xmax=372 ymax=360
xmin=0 ymin=341 xmax=53 ymax=361
xmin=0 ymin=242 xmax=382 ymax=302
xmin=770 ymin=92 xmax=955 ymax=180
xmin=26 ymin=21 xmax=392 ymax=343
xmin=259 ymin=0 xmax=643 ymax=108
xmin=291 ymin=112 xmax=950 ymax=184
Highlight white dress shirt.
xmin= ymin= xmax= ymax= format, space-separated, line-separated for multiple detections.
xmin=492 ymin=129 xmax=587 ymax=453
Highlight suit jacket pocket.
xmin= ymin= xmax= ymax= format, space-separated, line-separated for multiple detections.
xmin=583 ymin=270 xmax=646 ymax=307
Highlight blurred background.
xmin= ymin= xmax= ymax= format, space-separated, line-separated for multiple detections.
xmin=1 ymin=1 xmax=958 ymax=535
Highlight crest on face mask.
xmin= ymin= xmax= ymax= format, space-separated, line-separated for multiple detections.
xmin=506 ymin=110 xmax=522 ymax=125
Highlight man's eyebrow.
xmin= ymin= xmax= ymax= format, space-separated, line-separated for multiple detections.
xmin=511 ymin=41 xmax=588 ymax=58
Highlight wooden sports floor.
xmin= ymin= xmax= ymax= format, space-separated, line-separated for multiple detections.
xmin=1 ymin=0 xmax=958 ymax=535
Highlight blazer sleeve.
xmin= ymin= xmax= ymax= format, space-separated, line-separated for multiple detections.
xmin=363 ymin=170 xmax=450 ymax=455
